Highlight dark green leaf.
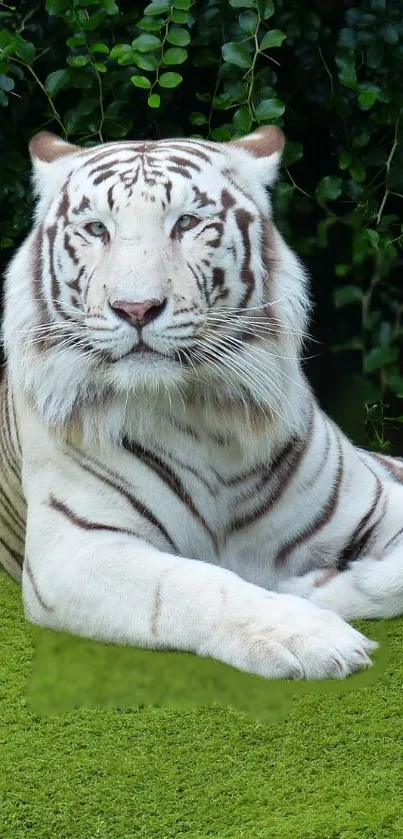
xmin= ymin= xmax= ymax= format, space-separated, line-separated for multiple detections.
xmin=380 ymin=23 xmax=399 ymax=45
xmin=46 ymin=0 xmax=70 ymax=13
xmin=15 ymin=38 xmax=35 ymax=63
xmin=364 ymin=229 xmax=380 ymax=248
xmin=254 ymin=97 xmax=285 ymax=120
xmin=163 ymin=47 xmax=187 ymax=65
xmin=358 ymin=83 xmax=381 ymax=110
xmin=132 ymin=52 xmax=161 ymax=71
xmin=91 ymin=43 xmax=110 ymax=55
xmin=170 ymin=10 xmax=189 ymax=23
xmin=189 ymin=111 xmax=207 ymax=125
xmin=239 ymin=11 xmax=258 ymax=35
xmin=174 ymin=0 xmax=192 ymax=8
xmin=131 ymin=34 xmax=161 ymax=52
xmin=316 ymin=176 xmax=343 ymax=201
xmin=229 ymin=0 xmax=255 ymax=7
xmin=158 ymin=71 xmax=183 ymax=88
xmin=364 ymin=347 xmax=398 ymax=373
xmin=148 ymin=93 xmax=161 ymax=108
xmin=339 ymin=28 xmax=355 ymax=48
xmin=338 ymin=151 xmax=352 ymax=170
xmin=67 ymin=55 xmax=89 ymax=67
xmin=75 ymin=97 xmax=99 ymax=115
xmin=0 ymin=74 xmax=14 ymax=91
xmin=212 ymin=92 xmax=234 ymax=111
xmin=349 ymin=159 xmax=366 ymax=182
xmin=103 ymin=0 xmax=119 ymax=14
xmin=66 ymin=34 xmax=86 ymax=48
xmin=166 ymin=27 xmax=191 ymax=46
xmin=260 ymin=29 xmax=286 ymax=50
xmin=257 ymin=0 xmax=274 ymax=17
xmin=211 ymin=125 xmax=233 ymax=141
xmin=131 ymin=74 xmax=152 ymax=89
xmin=366 ymin=42 xmax=384 ymax=69
xmin=110 ymin=44 xmax=132 ymax=60
xmin=222 ymin=42 xmax=252 ymax=69
xmin=144 ymin=0 xmax=171 ymax=12
xmin=283 ymin=141 xmax=303 ymax=166
xmin=275 ymin=182 xmax=294 ymax=201
xmin=233 ymin=105 xmax=251 ymax=134
xmin=136 ymin=16 xmax=165 ymax=31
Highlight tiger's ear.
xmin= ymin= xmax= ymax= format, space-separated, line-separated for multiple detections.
xmin=231 ymin=126 xmax=285 ymax=186
xmin=28 ymin=132 xmax=82 ymax=211
xmin=29 ymin=131 xmax=80 ymax=164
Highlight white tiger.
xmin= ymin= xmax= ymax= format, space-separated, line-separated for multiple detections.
xmin=1 ymin=126 xmax=402 ymax=681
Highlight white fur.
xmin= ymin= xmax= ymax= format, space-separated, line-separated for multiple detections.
xmin=1 ymin=133 xmax=402 ymax=681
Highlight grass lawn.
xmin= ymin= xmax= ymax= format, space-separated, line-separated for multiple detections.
xmin=1 ymin=570 xmax=403 ymax=839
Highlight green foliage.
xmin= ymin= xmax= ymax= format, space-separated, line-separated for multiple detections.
xmin=0 ymin=0 xmax=402 ymax=447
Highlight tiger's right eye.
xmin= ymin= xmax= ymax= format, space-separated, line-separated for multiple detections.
xmin=85 ymin=221 xmax=107 ymax=238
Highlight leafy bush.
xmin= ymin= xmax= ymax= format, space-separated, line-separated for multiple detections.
xmin=0 ymin=0 xmax=402 ymax=449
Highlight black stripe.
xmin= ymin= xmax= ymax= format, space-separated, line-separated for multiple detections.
xmin=121 ymin=439 xmax=218 ymax=548
xmin=231 ymin=407 xmax=314 ymax=532
xmin=9 ymin=387 xmax=22 ymax=458
xmin=153 ymin=445 xmax=218 ymax=496
xmin=69 ymin=450 xmax=177 ymax=552
xmin=383 ymin=525 xmax=403 ymax=552
xmin=49 ymin=494 xmax=149 ymax=540
xmin=24 ymin=556 xmax=54 ymax=611
xmin=337 ymin=474 xmax=383 ymax=571
xmin=275 ymin=430 xmax=344 ymax=566
xmin=371 ymin=453 xmax=403 ymax=483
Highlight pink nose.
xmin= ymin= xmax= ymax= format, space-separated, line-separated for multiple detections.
xmin=110 ymin=298 xmax=166 ymax=326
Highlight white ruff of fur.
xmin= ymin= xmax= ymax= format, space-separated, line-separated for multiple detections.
xmin=3 ymin=144 xmax=310 ymax=446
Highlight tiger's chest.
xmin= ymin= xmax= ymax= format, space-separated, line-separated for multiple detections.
xmin=89 ymin=419 xmax=334 ymax=589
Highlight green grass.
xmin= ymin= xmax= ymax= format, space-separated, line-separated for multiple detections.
xmin=1 ymin=571 xmax=403 ymax=839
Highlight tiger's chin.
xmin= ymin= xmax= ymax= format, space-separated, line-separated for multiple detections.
xmin=105 ymin=350 xmax=189 ymax=396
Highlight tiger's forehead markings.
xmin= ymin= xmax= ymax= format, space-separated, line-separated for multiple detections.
xmin=56 ymin=186 xmax=70 ymax=221
xmin=72 ymin=195 xmax=91 ymax=215
xmin=63 ymin=138 xmax=230 ymax=217
xmin=192 ymin=185 xmax=216 ymax=208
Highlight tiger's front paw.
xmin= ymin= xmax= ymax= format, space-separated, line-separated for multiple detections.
xmin=205 ymin=592 xmax=377 ymax=681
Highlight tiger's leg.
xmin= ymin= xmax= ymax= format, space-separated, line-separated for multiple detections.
xmin=23 ymin=497 xmax=377 ymax=681
xmin=277 ymin=487 xmax=403 ymax=620
xmin=279 ymin=539 xmax=403 ymax=620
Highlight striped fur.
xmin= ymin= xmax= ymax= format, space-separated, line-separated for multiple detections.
xmin=1 ymin=126 xmax=402 ymax=680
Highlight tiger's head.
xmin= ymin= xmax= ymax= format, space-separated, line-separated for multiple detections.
xmin=3 ymin=127 xmax=309 ymax=437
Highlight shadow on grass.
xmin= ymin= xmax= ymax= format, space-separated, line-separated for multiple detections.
xmin=26 ymin=618 xmax=389 ymax=722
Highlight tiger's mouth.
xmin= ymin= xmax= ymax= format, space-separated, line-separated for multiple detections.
xmin=131 ymin=341 xmax=164 ymax=357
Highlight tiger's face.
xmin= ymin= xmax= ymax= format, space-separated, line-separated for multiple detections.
xmin=4 ymin=127 xmax=308 ymax=429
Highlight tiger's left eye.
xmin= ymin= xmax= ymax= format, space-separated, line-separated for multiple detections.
xmin=176 ymin=214 xmax=200 ymax=232
xmin=85 ymin=221 xmax=107 ymax=238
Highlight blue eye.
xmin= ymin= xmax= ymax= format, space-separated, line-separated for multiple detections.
xmin=85 ymin=221 xmax=107 ymax=237
xmin=176 ymin=214 xmax=200 ymax=232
